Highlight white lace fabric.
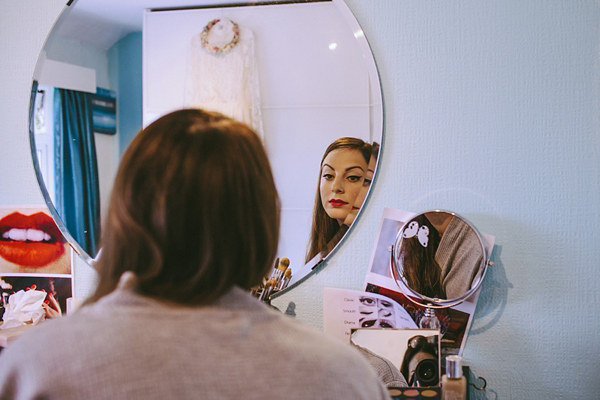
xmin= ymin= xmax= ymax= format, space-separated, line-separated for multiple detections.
xmin=185 ymin=19 xmax=264 ymax=139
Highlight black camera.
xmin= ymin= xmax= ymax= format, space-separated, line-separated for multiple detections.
xmin=401 ymin=335 xmax=440 ymax=387
xmin=412 ymin=358 xmax=439 ymax=386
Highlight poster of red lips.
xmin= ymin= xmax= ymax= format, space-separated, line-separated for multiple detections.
xmin=0 ymin=206 xmax=71 ymax=274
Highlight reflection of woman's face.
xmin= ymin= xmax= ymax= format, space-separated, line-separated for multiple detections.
xmin=319 ymin=149 xmax=368 ymax=225
xmin=343 ymin=156 xmax=376 ymax=226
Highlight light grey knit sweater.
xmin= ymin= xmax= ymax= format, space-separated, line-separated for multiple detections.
xmin=436 ymin=216 xmax=484 ymax=299
xmin=0 ymin=287 xmax=390 ymax=400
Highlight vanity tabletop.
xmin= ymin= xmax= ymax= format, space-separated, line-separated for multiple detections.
xmin=0 ymin=323 xmax=34 ymax=347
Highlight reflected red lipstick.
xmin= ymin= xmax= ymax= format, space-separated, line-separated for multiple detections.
xmin=329 ymin=199 xmax=348 ymax=207
xmin=0 ymin=212 xmax=66 ymax=267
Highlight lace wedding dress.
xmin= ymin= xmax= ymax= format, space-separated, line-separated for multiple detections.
xmin=185 ymin=19 xmax=264 ymax=139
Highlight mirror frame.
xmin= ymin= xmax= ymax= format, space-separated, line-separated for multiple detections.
xmin=389 ymin=210 xmax=489 ymax=309
xmin=29 ymin=83 xmax=94 ymax=265
xmin=28 ymin=0 xmax=385 ymax=284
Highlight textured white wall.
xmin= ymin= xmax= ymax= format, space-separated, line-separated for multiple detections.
xmin=1 ymin=1 xmax=599 ymax=399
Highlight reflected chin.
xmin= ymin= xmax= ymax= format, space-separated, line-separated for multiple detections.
xmin=343 ymin=210 xmax=359 ymax=226
xmin=324 ymin=205 xmax=351 ymax=223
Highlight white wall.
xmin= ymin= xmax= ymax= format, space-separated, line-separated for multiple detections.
xmin=1 ymin=1 xmax=599 ymax=399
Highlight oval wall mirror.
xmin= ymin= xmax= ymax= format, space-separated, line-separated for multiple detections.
xmin=29 ymin=0 xmax=383 ymax=290
xmin=390 ymin=210 xmax=489 ymax=312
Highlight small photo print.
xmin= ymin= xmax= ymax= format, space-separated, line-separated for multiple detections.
xmin=0 ymin=206 xmax=71 ymax=275
xmin=0 ymin=275 xmax=72 ymax=318
xmin=351 ymin=328 xmax=440 ymax=387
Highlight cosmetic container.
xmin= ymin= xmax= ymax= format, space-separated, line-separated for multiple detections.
xmin=442 ymin=355 xmax=466 ymax=400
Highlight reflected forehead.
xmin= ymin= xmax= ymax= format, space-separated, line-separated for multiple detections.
xmin=322 ymin=149 xmax=368 ymax=171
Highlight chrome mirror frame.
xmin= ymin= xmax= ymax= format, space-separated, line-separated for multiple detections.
xmin=389 ymin=210 xmax=489 ymax=310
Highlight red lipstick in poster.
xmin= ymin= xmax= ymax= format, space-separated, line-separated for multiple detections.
xmin=0 ymin=212 xmax=67 ymax=267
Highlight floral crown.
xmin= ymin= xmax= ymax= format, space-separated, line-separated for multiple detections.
xmin=200 ymin=19 xmax=241 ymax=54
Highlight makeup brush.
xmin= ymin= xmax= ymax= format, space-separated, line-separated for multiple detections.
xmin=276 ymin=267 xmax=292 ymax=291
xmin=271 ymin=257 xmax=290 ymax=283
xmin=258 ymin=279 xmax=276 ymax=302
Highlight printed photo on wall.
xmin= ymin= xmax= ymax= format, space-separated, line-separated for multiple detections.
xmin=0 ymin=275 xmax=72 ymax=321
xmin=351 ymin=328 xmax=440 ymax=387
xmin=323 ymin=287 xmax=418 ymax=342
xmin=0 ymin=206 xmax=71 ymax=275
xmin=362 ymin=207 xmax=495 ymax=357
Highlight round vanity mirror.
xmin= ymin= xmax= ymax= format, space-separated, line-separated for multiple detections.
xmin=29 ymin=0 xmax=383 ymax=289
xmin=390 ymin=210 xmax=489 ymax=310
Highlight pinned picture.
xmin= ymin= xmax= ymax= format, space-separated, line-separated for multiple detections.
xmin=0 ymin=275 xmax=72 ymax=324
xmin=351 ymin=328 xmax=440 ymax=387
xmin=0 ymin=206 xmax=71 ymax=275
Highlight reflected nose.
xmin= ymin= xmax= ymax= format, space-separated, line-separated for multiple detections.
xmin=332 ymin=176 xmax=344 ymax=193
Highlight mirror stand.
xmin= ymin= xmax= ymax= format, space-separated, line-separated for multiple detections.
xmin=388 ymin=209 xmax=492 ymax=359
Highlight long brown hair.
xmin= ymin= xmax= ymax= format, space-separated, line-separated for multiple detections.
xmin=88 ymin=109 xmax=280 ymax=305
xmin=305 ymin=137 xmax=371 ymax=263
xmin=399 ymin=215 xmax=444 ymax=299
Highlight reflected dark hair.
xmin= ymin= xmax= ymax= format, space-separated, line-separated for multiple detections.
xmin=88 ymin=109 xmax=280 ymax=305
xmin=305 ymin=137 xmax=372 ymax=263
xmin=371 ymin=142 xmax=380 ymax=163
xmin=400 ymin=335 xmax=438 ymax=385
xmin=399 ymin=215 xmax=444 ymax=299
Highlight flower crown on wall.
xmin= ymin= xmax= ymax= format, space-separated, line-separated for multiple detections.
xmin=200 ymin=19 xmax=241 ymax=54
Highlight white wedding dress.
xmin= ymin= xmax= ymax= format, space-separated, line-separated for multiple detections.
xmin=185 ymin=19 xmax=264 ymax=139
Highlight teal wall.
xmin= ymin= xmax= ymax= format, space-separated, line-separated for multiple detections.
xmin=108 ymin=32 xmax=143 ymax=159
xmin=1 ymin=1 xmax=599 ymax=398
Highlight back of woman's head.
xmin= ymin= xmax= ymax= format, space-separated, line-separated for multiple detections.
xmin=91 ymin=109 xmax=280 ymax=305
xmin=399 ymin=215 xmax=444 ymax=299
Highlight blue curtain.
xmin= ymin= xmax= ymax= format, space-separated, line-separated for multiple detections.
xmin=54 ymin=88 xmax=100 ymax=257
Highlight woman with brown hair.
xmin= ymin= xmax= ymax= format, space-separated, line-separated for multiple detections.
xmin=305 ymin=137 xmax=373 ymax=263
xmin=0 ymin=109 xmax=389 ymax=399
xmin=398 ymin=214 xmax=445 ymax=299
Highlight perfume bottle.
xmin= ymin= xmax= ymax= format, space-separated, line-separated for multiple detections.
xmin=442 ymin=355 xmax=467 ymax=400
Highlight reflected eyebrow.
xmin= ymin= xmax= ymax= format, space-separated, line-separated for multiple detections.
xmin=346 ymin=166 xmax=366 ymax=173
xmin=322 ymin=164 xmax=366 ymax=173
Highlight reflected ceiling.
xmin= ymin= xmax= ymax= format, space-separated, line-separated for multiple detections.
xmin=61 ymin=0 xmax=326 ymax=50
